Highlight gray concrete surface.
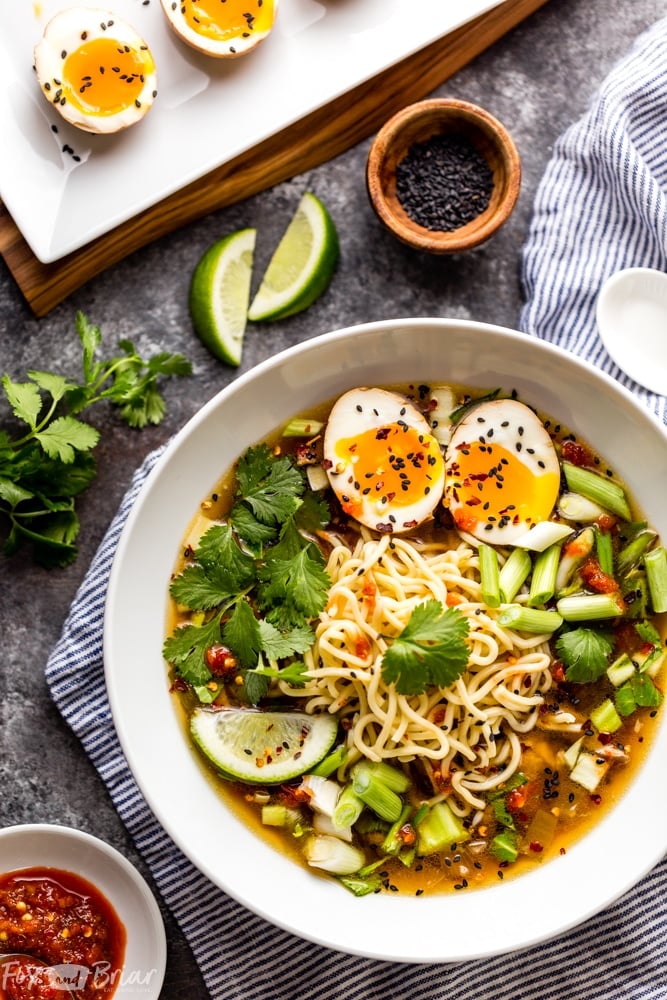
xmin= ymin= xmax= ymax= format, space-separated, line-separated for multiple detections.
xmin=1 ymin=0 xmax=664 ymax=995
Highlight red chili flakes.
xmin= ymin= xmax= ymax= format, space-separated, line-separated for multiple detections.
xmin=529 ymin=841 xmax=544 ymax=853
xmin=561 ymin=440 xmax=594 ymax=467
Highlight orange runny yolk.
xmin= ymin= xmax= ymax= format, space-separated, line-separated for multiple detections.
xmin=63 ymin=37 xmax=153 ymax=116
xmin=182 ymin=0 xmax=275 ymax=41
xmin=333 ymin=424 xmax=444 ymax=512
xmin=450 ymin=441 xmax=559 ymax=532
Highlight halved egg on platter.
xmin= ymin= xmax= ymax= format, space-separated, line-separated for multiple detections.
xmin=34 ymin=6 xmax=157 ymax=135
xmin=160 ymin=0 xmax=278 ymax=59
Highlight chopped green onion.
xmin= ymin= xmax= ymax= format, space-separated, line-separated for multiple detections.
xmin=310 ymin=744 xmax=348 ymax=777
xmin=497 ymin=605 xmax=563 ymax=634
xmin=616 ymin=529 xmax=657 ymax=578
xmin=562 ymin=735 xmax=584 ymax=770
xmin=306 ymin=464 xmax=329 ymax=492
xmin=281 ymin=417 xmax=324 ymax=437
xmin=352 ymin=763 xmax=403 ymax=822
xmin=555 ymin=527 xmax=595 ymax=595
xmin=261 ymin=804 xmax=292 ymax=827
xmin=528 ymin=542 xmax=562 ymax=607
xmin=478 ymin=543 xmax=501 ymax=608
xmin=490 ymin=830 xmax=519 ymax=863
xmin=595 ymin=526 xmax=614 ymax=577
xmin=590 ymin=698 xmax=622 ymax=734
xmin=428 ymin=384 xmax=457 ymax=446
xmin=644 ymin=545 xmax=667 ymax=613
xmin=417 ymin=801 xmax=469 ymax=855
xmin=512 ymin=521 xmax=574 ymax=552
xmin=498 ymin=547 xmax=532 ymax=603
xmin=362 ymin=760 xmax=410 ymax=794
xmin=304 ymin=835 xmax=366 ymax=875
xmin=569 ymin=752 xmax=609 ymax=792
xmin=338 ymin=873 xmax=382 ymax=897
xmin=607 ymin=653 xmax=635 ymax=687
xmin=558 ymin=491 xmax=607 ymax=523
xmin=562 ymin=462 xmax=631 ymax=521
xmin=381 ymin=804 xmax=413 ymax=856
xmin=332 ymin=783 xmax=365 ymax=828
xmin=557 ymin=592 xmax=625 ymax=621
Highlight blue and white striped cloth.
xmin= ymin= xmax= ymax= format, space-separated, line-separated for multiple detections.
xmin=46 ymin=17 xmax=667 ymax=1000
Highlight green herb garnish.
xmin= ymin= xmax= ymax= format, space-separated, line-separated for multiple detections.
xmin=380 ymin=600 xmax=470 ymax=695
xmin=555 ymin=627 xmax=613 ymax=683
xmin=0 ymin=312 xmax=191 ymax=567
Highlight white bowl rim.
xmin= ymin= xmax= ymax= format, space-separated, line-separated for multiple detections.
xmin=0 ymin=822 xmax=167 ymax=997
xmin=104 ymin=316 xmax=667 ymax=964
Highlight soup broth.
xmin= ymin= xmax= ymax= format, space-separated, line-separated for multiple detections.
xmin=164 ymin=382 xmax=665 ymax=897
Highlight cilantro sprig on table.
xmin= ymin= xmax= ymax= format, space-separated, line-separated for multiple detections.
xmin=0 ymin=312 xmax=191 ymax=567
xmin=163 ymin=442 xmax=331 ymax=704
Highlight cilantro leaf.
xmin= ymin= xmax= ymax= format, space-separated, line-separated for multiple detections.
xmin=235 ymin=444 xmax=303 ymax=526
xmin=258 ymin=544 xmax=330 ymax=626
xmin=381 ymin=601 xmax=470 ymax=696
xmin=0 ymin=311 xmax=191 ymax=566
xmin=258 ymin=619 xmax=315 ymax=659
xmin=555 ymin=627 xmax=613 ymax=683
xmin=222 ymin=599 xmax=262 ymax=669
xmin=248 ymin=660 xmax=310 ymax=688
xmin=616 ymin=674 xmax=663 ymax=716
xmin=2 ymin=376 xmax=42 ymax=429
xmin=162 ymin=615 xmax=222 ymax=686
xmin=35 ymin=416 xmax=99 ymax=463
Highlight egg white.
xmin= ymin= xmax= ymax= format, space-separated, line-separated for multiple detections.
xmin=444 ymin=397 xmax=561 ymax=544
xmin=34 ymin=7 xmax=157 ymax=135
xmin=160 ymin=0 xmax=278 ymax=59
xmin=323 ymin=387 xmax=446 ymax=534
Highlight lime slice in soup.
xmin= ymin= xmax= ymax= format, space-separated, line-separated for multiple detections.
xmin=190 ymin=707 xmax=339 ymax=783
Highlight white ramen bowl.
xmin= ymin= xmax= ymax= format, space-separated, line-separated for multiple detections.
xmin=0 ymin=824 xmax=166 ymax=997
xmin=104 ymin=318 xmax=667 ymax=963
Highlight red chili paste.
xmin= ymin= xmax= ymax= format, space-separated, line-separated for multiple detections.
xmin=0 ymin=868 xmax=126 ymax=1000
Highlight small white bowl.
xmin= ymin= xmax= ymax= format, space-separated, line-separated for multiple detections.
xmin=596 ymin=266 xmax=667 ymax=395
xmin=0 ymin=824 xmax=166 ymax=998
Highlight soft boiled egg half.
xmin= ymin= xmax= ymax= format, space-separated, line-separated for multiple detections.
xmin=444 ymin=397 xmax=561 ymax=544
xmin=160 ymin=0 xmax=278 ymax=59
xmin=323 ymin=387 xmax=446 ymax=534
xmin=34 ymin=7 xmax=157 ymax=135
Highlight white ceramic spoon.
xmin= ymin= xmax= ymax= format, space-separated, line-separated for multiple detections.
xmin=596 ymin=266 xmax=667 ymax=395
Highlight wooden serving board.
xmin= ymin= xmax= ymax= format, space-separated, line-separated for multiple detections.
xmin=0 ymin=0 xmax=549 ymax=317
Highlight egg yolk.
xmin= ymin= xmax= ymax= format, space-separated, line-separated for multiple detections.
xmin=63 ymin=36 xmax=154 ymax=116
xmin=182 ymin=0 xmax=275 ymax=41
xmin=448 ymin=441 xmax=559 ymax=534
xmin=332 ymin=424 xmax=444 ymax=516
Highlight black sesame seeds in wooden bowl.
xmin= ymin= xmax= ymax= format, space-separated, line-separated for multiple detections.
xmin=366 ymin=98 xmax=521 ymax=254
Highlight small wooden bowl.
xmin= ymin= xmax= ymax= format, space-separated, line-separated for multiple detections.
xmin=366 ymin=98 xmax=521 ymax=254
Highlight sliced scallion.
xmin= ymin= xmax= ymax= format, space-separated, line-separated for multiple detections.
xmin=281 ymin=417 xmax=324 ymax=437
xmin=498 ymin=547 xmax=532 ymax=603
xmin=562 ymin=462 xmax=631 ymax=521
xmin=310 ymin=743 xmax=348 ymax=777
xmin=417 ymin=801 xmax=469 ymax=855
xmin=595 ymin=526 xmax=614 ymax=577
xmin=332 ymin=783 xmax=365 ymax=829
xmin=644 ymin=545 xmax=667 ymax=613
xmin=478 ymin=543 xmax=501 ymax=608
xmin=512 ymin=520 xmax=574 ymax=552
xmin=303 ymin=834 xmax=366 ymax=875
xmin=569 ymin=752 xmax=609 ymax=792
xmin=589 ymin=697 xmax=622 ymax=734
xmin=616 ymin=529 xmax=657 ymax=578
xmin=607 ymin=653 xmax=635 ymax=687
xmin=528 ymin=542 xmax=562 ymax=607
xmin=557 ymin=491 xmax=607 ymax=523
xmin=497 ymin=605 xmax=563 ymax=634
xmin=556 ymin=592 xmax=625 ymax=621
xmin=352 ymin=763 xmax=403 ymax=822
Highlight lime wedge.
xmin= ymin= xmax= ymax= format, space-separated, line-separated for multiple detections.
xmin=248 ymin=192 xmax=339 ymax=322
xmin=190 ymin=707 xmax=339 ymax=784
xmin=188 ymin=227 xmax=256 ymax=366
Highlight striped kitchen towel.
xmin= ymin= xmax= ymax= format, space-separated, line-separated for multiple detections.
xmin=46 ymin=15 xmax=667 ymax=1000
